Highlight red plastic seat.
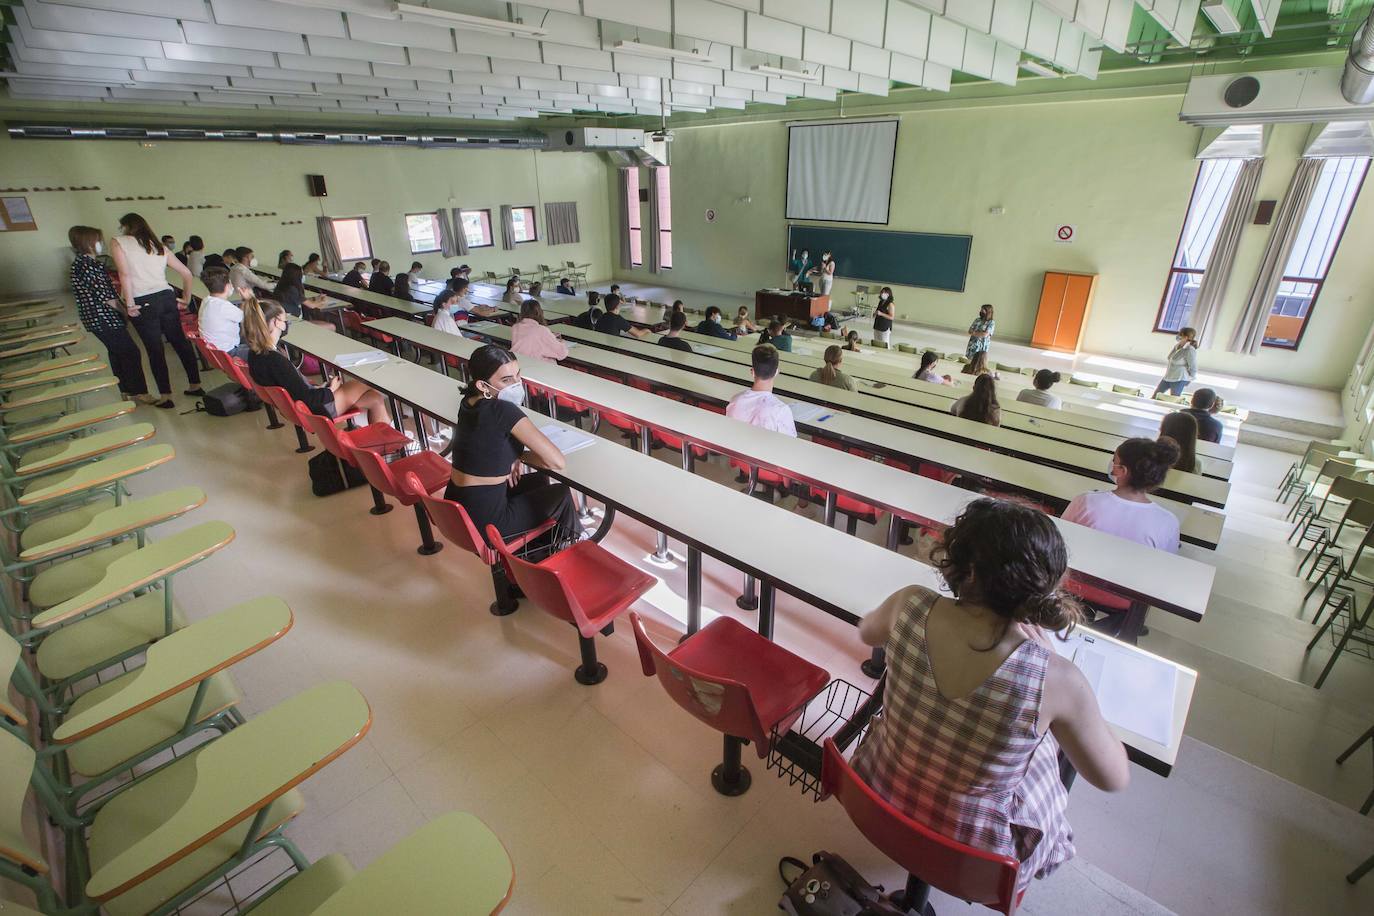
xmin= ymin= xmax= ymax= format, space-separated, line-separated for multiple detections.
xmin=348 ymin=445 xmax=452 ymax=555
xmin=820 ymin=738 xmax=1024 ymax=915
xmin=593 ymin=406 xmax=641 ymax=447
xmin=299 ymin=402 xmax=408 ymax=515
xmin=260 ymin=385 xmax=361 ymax=454
xmin=487 ymin=526 xmax=655 ymax=685
xmin=729 ymin=458 xmax=792 ymax=503
xmin=631 ymin=612 xmax=829 ymax=795
xmin=408 ymin=472 xmax=557 ymax=616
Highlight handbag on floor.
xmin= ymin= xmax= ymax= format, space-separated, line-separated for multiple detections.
xmin=778 ymin=853 xmax=908 ymax=916
xmin=307 ymin=450 xmax=367 ymax=497
xmin=199 ymin=383 xmax=261 ymax=417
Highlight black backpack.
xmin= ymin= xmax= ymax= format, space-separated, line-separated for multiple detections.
xmin=307 ymin=450 xmax=368 ymax=497
xmin=199 ymin=383 xmax=261 ymax=417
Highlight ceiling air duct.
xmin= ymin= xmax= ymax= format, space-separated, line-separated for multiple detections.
xmin=1341 ymin=7 xmax=1374 ymax=105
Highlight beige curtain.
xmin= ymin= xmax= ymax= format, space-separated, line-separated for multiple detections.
xmin=449 ymin=208 xmax=469 ymax=256
xmin=435 ymin=208 xmax=457 ymax=258
xmin=1227 ymin=158 xmax=1324 ymax=355
xmin=499 ymin=204 xmax=516 ymax=251
xmin=315 ymin=216 xmax=341 ymax=273
xmin=1193 ymin=158 xmax=1263 ymax=349
xmin=646 ymin=168 xmax=662 ymax=272
xmin=617 ymin=168 xmax=634 ymax=269
xmin=544 ymin=201 xmax=580 ymax=245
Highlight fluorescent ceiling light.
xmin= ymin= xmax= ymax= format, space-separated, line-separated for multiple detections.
xmin=392 ymin=3 xmax=547 ymax=37
xmin=1018 ymin=59 xmax=1062 ymax=78
xmin=613 ymin=41 xmax=715 ymax=64
xmin=750 ymin=64 xmax=818 ymax=82
xmin=1201 ymin=0 xmax=1243 ymax=34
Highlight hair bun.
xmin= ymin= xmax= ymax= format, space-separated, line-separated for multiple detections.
xmin=1050 ymin=371 xmax=1062 ymax=383
xmin=1154 ymin=437 xmax=1181 ymax=464
xmin=1023 ymin=589 xmax=1084 ymax=633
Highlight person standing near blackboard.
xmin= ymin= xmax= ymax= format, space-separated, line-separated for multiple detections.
xmin=810 ymin=250 xmax=836 ymax=296
xmin=788 ymin=248 xmax=810 ymax=290
xmin=966 ymin=303 xmax=995 ymax=359
xmin=873 ymin=287 xmax=895 ymax=345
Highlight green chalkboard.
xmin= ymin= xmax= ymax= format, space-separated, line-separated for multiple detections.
xmin=787 ymin=225 xmax=972 ymax=293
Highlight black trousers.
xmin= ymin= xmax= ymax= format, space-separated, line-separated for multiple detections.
xmin=446 ymin=472 xmax=581 ymax=548
xmin=90 ymin=324 xmax=148 ymax=396
xmin=130 ymin=288 xmax=200 ymax=394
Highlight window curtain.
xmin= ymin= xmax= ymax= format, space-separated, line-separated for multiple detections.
xmin=1227 ymin=157 xmax=1324 ymax=355
xmin=499 ymin=204 xmax=516 ymax=251
xmin=435 ymin=208 xmax=457 ymax=258
xmin=646 ymin=167 xmax=662 ymax=272
xmin=1192 ymin=157 xmax=1264 ymax=349
xmin=315 ymin=216 xmax=341 ymax=273
xmin=544 ymin=201 xmax=580 ymax=245
xmin=449 ymin=209 xmax=468 ymax=256
xmin=617 ymin=168 xmax=633 ymax=269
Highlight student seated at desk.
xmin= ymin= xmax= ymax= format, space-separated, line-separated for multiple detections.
xmin=394 ymin=272 xmax=413 ymax=302
xmin=273 ymin=263 xmax=328 ymax=321
xmin=658 ymin=311 xmax=693 ymax=352
xmin=277 ymin=250 xmax=294 ymax=269
xmin=810 ymin=345 xmax=856 ymax=391
xmin=695 ymin=306 xmax=738 ymax=341
xmin=1062 ymin=438 xmax=1181 ymax=553
xmin=342 ymin=261 xmax=367 ymax=287
xmin=915 ymin=350 xmax=953 ymax=385
xmin=952 ymin=374 xmax=1001 ymax=427
xmin=961 ymin=351 xmax=1000 ymax=380
xmin=1182 ymin=388 xmax=1224 ymax=444
xmin=854 ymin=499 xmax=1129 ymax=896
xmin=502 ymin=277 xmax=524 ymax=306
xmin=409 ymin=260 xmax=423 ymax=277
xmin=556 ymin=277 xmax=576 ymax=295
xmin=446 ymin=345 xmax=581 ymax=545
xmin=370 ymin=257 xmax=381 ymax=273
xmin=368 ymin=261 xmax=394 ymax=296
xmin=734 ymin=305 xmax=759 ymax=335
xmin=1018 ymin=370 xmax=1063 ymax=410
xmin=243 ymin=299 xmax=393 ymax=427
xmin=430 ymin=288 xmax=465 ymax=336
xmin=726 ymin=344 xmax=796 ymax=437
xmin=528 ymin=281 xmax=544 ymax=300
xmin=1159 ymin=412 xmax=1204 ymax=475
xmin=594 ymin=294 xmax=649 ymax=339
xmin=572 ymin=291 xmax=603 ymax=330
xmin=448 ymin=278 xmax=500 ymax=321
xmin=843 ymin=330 xmax=863 ymax=353
xmin=670 ymin=300 xmax=685 ymax=318
xmin=186 ymin=235 xmax=206 ymax=277
xmin=302 ymin=253 xmax=324 ymax=276
xmin=512 ymin=299 xmax=569 ymax=363
xmin=197 ymin=265 xmax=249 ymax=360
xmin=758 ymin=319 xmax=793 ymax=352
xmin=230 ymin=247 xmax=273 ymax=297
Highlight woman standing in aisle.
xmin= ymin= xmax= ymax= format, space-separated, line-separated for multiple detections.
xmin=110 ymin=212 xmax=204 ymax=407
xmin=1153 ymin=327 xmax=1198 ymax=398
xmin=966 ymin=303 xmax=995 ymax=360
xmin=872 ymin=286 xmax=895 ymax=345
xmin=67 ymin=225 xmax=153 ymax=405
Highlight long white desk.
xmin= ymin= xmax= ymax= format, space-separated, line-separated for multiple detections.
xmin=282 ymin=319 xmax=1197 ymax=776
xmin=257 ymin=267 xmax=431 ymax=319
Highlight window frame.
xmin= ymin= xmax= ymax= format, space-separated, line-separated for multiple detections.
xmin=329 ymin=216 xmax=373 ymax=262
xmin=458 ymin=208 xmax=494 ymax=249
xmin=1261 ymin=157 xmax=1371 ymax=351
xmin=403 ymin=211 xmax=442 ymax=255
xmin=1153 ymin=159 xmax=1244 ymax=335
xmin=510 ymin=205 xmax=538 ymax=244
xmin=626 ymin=169 xmax=643 ymax=268
xmin=654 ymin=167 xmax=672 ymax=270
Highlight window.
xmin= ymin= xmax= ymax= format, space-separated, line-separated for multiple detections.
xmin=404 ymin=212 xmax=441 ymax=254
xmin=625 ymin=169 xmax=642 ymax=267
xmin=459 ymin=209 xmax=492 ymax=249
xmin=329 ymin=217 xmax=372 ymax=262
xmin=1155 ymin=159 xmax=1245 ymax=333
xmin=1262 ymin=156 xmax=1370 ymax=349
xmin=511 ymin=206 xmax=537 ymax=243
xmin=654 ymin=167 xmax=672 ymax=269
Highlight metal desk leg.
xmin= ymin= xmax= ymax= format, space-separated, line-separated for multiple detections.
xmin=757 ymin=582 xmax=775 ymax=640
xmin=823 ymin=491 xmax=837 ymax=528
xmin=737 ymin=573 xmax=758 ymax=611
xmin=681 ymin=440 xmax=694 ymax=474
xmin=685 ymin=546 xmax=702 ymax=640
xmin=642 ymin=425 xmax=671 ymax=564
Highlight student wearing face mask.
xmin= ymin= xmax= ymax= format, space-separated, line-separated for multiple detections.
xmin=68 ymin=225 xmax=152 ymax=404
xmin=445 ymin=344 xmax=581 ymax=546
xmin=788 ymin=248 xmax=811 ymax=291
xmin=873 ymin=287 xmax=895 ymax=345
xmin=1153 ymin=327 xmax=1198 ymax=398
xmin=229 ymin=247 xmax=273 ymax=297
xmin=809 ymin=250 xmax=836 ymax=297
xmin=966 ymin=303 xmax=995 ymax=359
xmin=1062 ymin=437 xmax=1181 ymax=553
xmin=694 ymin=305 xmax=739 ymax=341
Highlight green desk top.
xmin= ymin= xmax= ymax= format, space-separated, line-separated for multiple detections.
xmin=1 ymin=352 xmax=98 ymax=380
xmin=86 ymin=681 xmax=372 ymax=902
xmin=0 ymin=376 xmax=116 ymax=411
xmin=21 ymin=485 xmax=205 ymax=561
xmin=0 ymin=731 xmax=45 ymax=875
xmin=0 ymin=337 xmax=79 ymax=362
xmin=0 ymin=325 xmax=78 ymax=348
xmin=1 ymin=360 xmax=106 ymax=392
xmin=32 ymin=520 xmax=234 ymax=629
xmin=3 ymin=401 xmax=136 ymax=443
xmin=0 ymin=632 xmax=27 ymax=728
xmin=18 ymin=444 xmax=174 ymax=506
xmin=16 ymin=422 xmax=155 ymax=475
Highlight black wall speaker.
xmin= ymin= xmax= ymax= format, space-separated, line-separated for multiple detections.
xmin=1254 ymin=199 xmax=1277 ymax=225
xmin=306 ymin=174 xmax=327 ymax=197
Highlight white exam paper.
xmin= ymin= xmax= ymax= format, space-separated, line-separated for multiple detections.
xmin=1052 ymin=632 xmax=1177 ymax=747
xmin=540 ymin=425 xmax=598 ymax=455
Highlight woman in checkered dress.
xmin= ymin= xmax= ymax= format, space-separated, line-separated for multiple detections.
xmin=852 ymin=499 xmax=1129 ymax=894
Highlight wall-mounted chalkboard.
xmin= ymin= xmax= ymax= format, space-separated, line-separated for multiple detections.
xmin=786 ymin=225 xmax=972 ymax=293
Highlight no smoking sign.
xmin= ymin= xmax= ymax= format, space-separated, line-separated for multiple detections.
xmin=1054 ymin=224 xmax=1076 ymax=243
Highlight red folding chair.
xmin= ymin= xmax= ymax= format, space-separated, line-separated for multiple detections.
xmin=299 ymin=403 xmax=408 ymax=516
xmin=487 ymin=526 xmax=655 ymax=685
xmin=820 ymin=738 xmax=1024 ymax=915
xmin=259 ymin=385 xmax=360 ymax=454
xmin=730 ymin=458 xmax=792 ymax=504
xmin=407 ymin=473 xmax=557 ymax=616
xmin=348 ymin=445 xmax=451 ymax=555
xmin=631 ymin=612 xmax=829 ymax=795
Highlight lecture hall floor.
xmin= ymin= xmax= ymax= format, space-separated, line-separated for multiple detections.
xmin=21 ymin=297 xmax=1374 ymax=916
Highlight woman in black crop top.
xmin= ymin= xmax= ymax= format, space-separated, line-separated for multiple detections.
xmin=445 ymin=345 xmax=581 ymax=547
xmin=242 ymin=299 xmax=394 ymax=426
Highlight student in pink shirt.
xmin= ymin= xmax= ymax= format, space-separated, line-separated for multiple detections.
xmin=1062 ymin=437 xmax=1181 ymax=553
xmin=726 ymin=344 xmax=796 ymax=437
xmin=510 ymin=299 xmax=569 ymax=363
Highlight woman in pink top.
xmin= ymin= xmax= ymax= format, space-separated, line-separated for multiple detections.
xmin=510 ymin=299 xmax=569 ymax=363
xmin=1062 ymin=437 xmax=1181 ymax=553
xmin=854 ymin=499 xmax=1129 ymax=895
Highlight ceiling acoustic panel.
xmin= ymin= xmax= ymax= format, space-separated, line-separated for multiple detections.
xmin=274 ymin=53 xmax=372 ymax=76
xmin=13 ymin=7 xmax=165 ymax=58
xmin=673 ymin=0 xmax=747 ymax=45
xmin=306 ymin=35 xmax=408 ymax=64
xmin=34 ymin=0 xmax=208 ymax=19
xmin=990 ymin=0 xmax=1033 ymax=46
xmin=831 ymin=0 xmax=886 ymax=46
xmin=182 ymin=21 xmax=307 ymax=55
xmin=208 ymin=0 xmax=346 ymax=39
xmin=745 ymin=13 xmax=804 ymax=58
xmin=585 ymin=0 xmax=673 ymax=32
xmin=761 ymin=0 xmax=830 ymax=28
xmin=25 ymin=1 xmax=184 ymax=43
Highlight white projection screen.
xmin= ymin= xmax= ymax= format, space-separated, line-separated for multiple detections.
xmin=786 ymin=119 xmax=899 ymax=224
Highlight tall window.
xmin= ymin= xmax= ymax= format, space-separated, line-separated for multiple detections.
xmin=654 ymin=167 xmax=672 ymax=270
xmin=329 ymin=217 xmax=372 ymax=262
xmin=1155 ymin=159 xmax=1245 ymax=333
xmin=1262 ymin=156 xmax=1370 ymax=349
xmin=459 ymin=209 xmax=493 ymax=248
xmin=404 ymin=212 xmax=441 ymax=254
xmin=625 ymin=169 xmax=642 ymax=267
xmin=511 ymin=206 xmax=538 ymax=243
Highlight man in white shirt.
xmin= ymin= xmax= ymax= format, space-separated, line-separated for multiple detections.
xmin=228 ymin=246 xmax=272 ymax=298
xmin=726 ymin=344 xmax=796 ymax=437
xmin=197 ymin=265 xmax=248 ymax=359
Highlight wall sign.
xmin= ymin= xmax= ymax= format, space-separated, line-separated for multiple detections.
xmin=1054 ymin=224 xmax=1076 ymax=244
xmin=704 ymin=208 xmax=716 ymax=223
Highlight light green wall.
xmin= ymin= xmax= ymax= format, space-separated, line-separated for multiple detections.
xmin=616 ymin=95 xmax=1374 ymax=389
xmin=0 ymin=132 xmax=611 ymax=298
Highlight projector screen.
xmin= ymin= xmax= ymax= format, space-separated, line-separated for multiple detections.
xmin=786 ymin=119 xmax=898 ymax=224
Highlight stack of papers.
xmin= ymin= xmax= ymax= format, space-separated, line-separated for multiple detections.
xmin=788 ymin=402 xmax=833 ymax=423
xmin=464 ymin=321 xmax=500 ymax=333
xmin=693 ymin=344 xmax=723 ymax=355
xmin=540 ymin=425 xmax=598 ymax=455
xmin=334 ymin=351 xmax=388 ymax=369
xmin=1051 ymin=632 xmax=1178 ymax=747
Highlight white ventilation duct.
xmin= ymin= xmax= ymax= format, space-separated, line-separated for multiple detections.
xmin=1341 ymin=8 xmax=1374 ymax=105
xmin=1179 ymin=67 xmax=1374 ymax=125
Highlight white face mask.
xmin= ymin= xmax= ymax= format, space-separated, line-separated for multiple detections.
xmin=250 ymin=257 xmax=260 ymax=268
xmin=495 ymin=381 xmax=526 ymax=405
xmin=879 ymin=292 xmax=889 ymax=300
xmin=1107 ymin=459 xmax=1118 ymax=483
xmin=711 ymin=314 xmax=721 ymax=323
xmin=93 ymin=241 xmax=104 ymax=255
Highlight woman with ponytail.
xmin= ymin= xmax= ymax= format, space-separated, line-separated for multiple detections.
xmin=853 ymin=498 xmax=1129 ymax=895
xmin=1062 ymin=437 xmax=1182 ymax=552
xmin=242 ymin=299 xmax=392 ymax=427
xmin=808 ymin=345 xmax=855 ymax=391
